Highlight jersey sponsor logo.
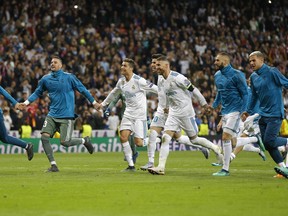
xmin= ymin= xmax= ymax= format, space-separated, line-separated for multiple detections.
xmin=124 ymin=91 xmax=136 ymax=99
xmin=166 ymin=90 xmax=177 ymax=96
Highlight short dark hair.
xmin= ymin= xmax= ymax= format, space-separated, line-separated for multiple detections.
xmin=156 ymin=55 xmax=168 ymax=62
xmin=217 ymin=52 xmax=230 ymax=59
xmin=151 ymin=53 xmax=164 ymax=59
xmin=123 ymin=58 xmax=136 ymax=70
xmin=217 ymin=52 xmax=231 ymax=63
xmin=51 ymin=55 xmax=62 ymax=64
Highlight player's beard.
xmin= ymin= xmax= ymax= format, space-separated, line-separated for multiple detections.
xmin=157 ymin=68 xmax=166 ymax=77
xmin=215 ymin=63 xmax=224 ymax=70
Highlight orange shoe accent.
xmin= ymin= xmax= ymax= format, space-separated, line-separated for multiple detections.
xmin=273 ymin=174 xmax=284 ymax=178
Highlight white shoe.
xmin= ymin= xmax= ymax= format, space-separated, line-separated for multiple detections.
xmin=148 ymin=166 xmax=165 ymax=175
xmin=140 ymin=162 xmax=154 ymax=171
xmin=230 ymin=153 xmax=236 ymax=162
xmin=216 ymin=153 xmax=224 ymax=164
xmin=211 ymin=146 xmax=223 ymax=166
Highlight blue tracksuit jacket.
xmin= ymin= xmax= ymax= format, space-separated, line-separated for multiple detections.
xmin=212 ymin=64 xmax=248 ymax=114
xmin=247 ymin=63 xmax=288 ymax=118
xmin=28 ymin=69 xmax=95 ymax=118
xmin=0 ymin=86 xmax=18 ymax=108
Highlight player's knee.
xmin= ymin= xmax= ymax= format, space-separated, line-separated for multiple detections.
xmin=60 ymin=140 xmax=70 ymax=147
xmin=134 ymin=137 xmax=143 ymax=147
xmin=120 ymin=134 xmax=129 ymax=143
xmin=161 ymin=133 xmax=172 ymax=146
xmin=135 ymin=142 xmax=143 ymax=147
xmin=1 ymin=134 xmax=9 ymax=143
xmin=41 ymin=134 xmax=50 ymax=142
xmin=263 ymin=136 xmax=276 ymax=150
xmin=189 ymin=135 xmax=199 ymax=144
xmin=149 ymin=129 xmax=158 ymax=141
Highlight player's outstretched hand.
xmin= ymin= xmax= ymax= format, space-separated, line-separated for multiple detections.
xmin=15 ymin=103 xmax=26 ymax=110
xmin=203 ymin=104 xmax=213 ymax=115
xmin=104 ymin=108 xmax=110 ymax=118
xmin=94 ymin=102 xmax=103 ymax=111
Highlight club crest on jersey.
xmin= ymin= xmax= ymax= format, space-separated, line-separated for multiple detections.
xmin=132 ymin=85 xmax=135 ymax=90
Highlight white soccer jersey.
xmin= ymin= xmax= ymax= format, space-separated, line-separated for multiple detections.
xmin=163 ymin=71 xmax=195 ymax=117
xmin=156 ymin=75 xmax=167 ymax=114
xmin=102 ymin=74 xmax=158 ymax=120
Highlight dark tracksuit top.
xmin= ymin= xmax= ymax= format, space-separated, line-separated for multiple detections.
xmin=28 ymin=69 xmax=95 ymax=118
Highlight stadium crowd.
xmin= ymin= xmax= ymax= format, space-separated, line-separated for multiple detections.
xmin=0 ymin=0 xmax=287 ymax=136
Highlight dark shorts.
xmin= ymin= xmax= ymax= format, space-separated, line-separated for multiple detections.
xmin=41 ymin=116 xmax=75 ymax=141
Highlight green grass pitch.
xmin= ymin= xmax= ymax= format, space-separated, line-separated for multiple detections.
xmin=0 ymin=151 xmax=287 ymax=216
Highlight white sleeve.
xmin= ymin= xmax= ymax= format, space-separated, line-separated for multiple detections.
xmin=192 ymin=87 xmax=207 ymax=106
xmin=139 ymin=78 xmax=158 ymax=94
xmin=102 ymin=82 xmax=122 ymax=107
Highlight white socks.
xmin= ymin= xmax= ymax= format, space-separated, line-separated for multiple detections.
xmin=236 ymin=137 xmax=258 ymax=147
xmin=122 ymin=141 xmax=134 ymax=166
xmin=223 ymin=140 xmax=232 ymax=171
xmin=177 ymin=135 xmax=204 ymax=150
xmin=51 ymin=161 xmax=57 ymax=165
xmin=191 ymin=136 xmax=219 ymax=155
xmin=147 ymin=130 xmax=158 ymax=163
xmin=158 ymin=134 xmax=172 ymax=169
xmin=243 ymin=144 xmax=260 ymax=153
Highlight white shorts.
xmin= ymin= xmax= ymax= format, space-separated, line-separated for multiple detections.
xmin=119 ymin=117 xmax=147 ymax=139
xmin=164 ymin=115 xmax=198 ymax=138
xmin=150 ymin=111 xmax=168 ymax=128
xmin=222 ymin=111 xmax=241 ymax=137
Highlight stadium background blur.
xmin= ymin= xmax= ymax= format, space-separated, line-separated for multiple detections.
xmin=0 ymin=0 xmax=287 ymax=137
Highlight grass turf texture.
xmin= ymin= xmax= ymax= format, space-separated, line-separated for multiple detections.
xmin=0 ymin=151 xmax=287 ymax=216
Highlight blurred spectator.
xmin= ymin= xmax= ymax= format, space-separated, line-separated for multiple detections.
xmin=19 ymin=119 xmax=32 ymax=138
xmin=80 ymin=120 xmax=92 ymax=138
xmin=198 ymin=116 xmax=209 ymax=136
xmin=3 ymin=106 xmax=13 ymax=132
xmin=105 ymin=108 xmax=120 ymax=136
xmin=0 ymin=0 xmax=287 ymax=136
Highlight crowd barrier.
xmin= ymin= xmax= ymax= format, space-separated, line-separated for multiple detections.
xmin=0 ymin=135 xmax=223 ymax=155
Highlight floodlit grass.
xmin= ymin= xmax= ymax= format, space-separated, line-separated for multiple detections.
xmin=0 ymin=151 xmax=287 ymax=216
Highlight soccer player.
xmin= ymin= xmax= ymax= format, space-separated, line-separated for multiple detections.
xmin=19 ymin=55 xmax=97 ymax=172
xmin=96 ymin=58 xmax=158 ymax=172
xmin=104 ymin=93 xmax=139 ymax=164
xmin=148 ymin=55 xmax=223 ymax=175
xmin=212 ymin=52 xmax=249 ymax=176
xmin=230 ymin=113 xmax=266 ymax=162
xmin=244 ymin=51 xmax=288 ymax=178
xmin=141 ymin=54 xmax=216 ymax=171
xmin=0 ymin=86 xmax=34 ymax=161
xmin=230 ymin=81 xmax=266 ymax=162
